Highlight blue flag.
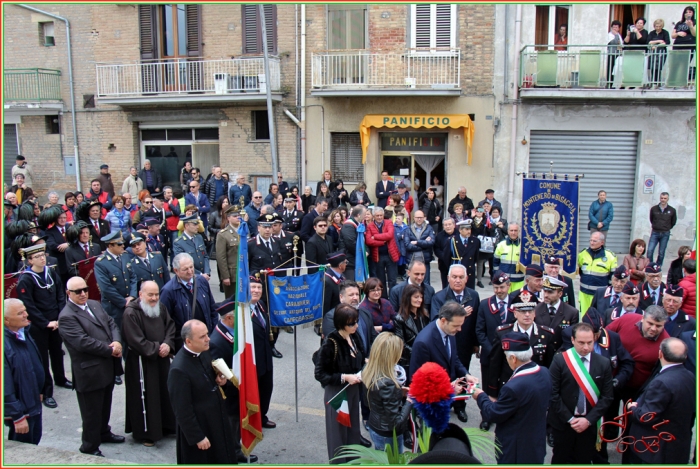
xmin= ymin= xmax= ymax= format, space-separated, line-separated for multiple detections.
xmin=237 ymin=219 xmax=251 ymax=304
xmin=355 ymin=223 xmax=369 ymax=283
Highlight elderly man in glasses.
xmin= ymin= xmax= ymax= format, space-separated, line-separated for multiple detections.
xmin=59 ymin=276 xmax=126 ymax=457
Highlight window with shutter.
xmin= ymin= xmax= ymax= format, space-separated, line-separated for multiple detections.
xmin=410 ymin=4 xmax=457 ymax=51
xmin=242 ymin=4 xmax=277 ymax=55
xmin=331 ymin=133 xmax=364 ymax=183
xmin=139 ymin=5 xmax=157 ymax=60
xmin=328 ymin=4 xmax=367 ymax=49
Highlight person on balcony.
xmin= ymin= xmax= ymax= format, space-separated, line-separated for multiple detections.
xmin=624 ymin=17 xmax=649 ymax=50
xmin=607 ymin=20 xmax=623 ymax=88
xmin=554 ymin=24 xmax=568 ymax=51
xmin=647 ymin=19 xmax=671 ymax=87
xmin=672 ymin=6 xmax=696 ymax=83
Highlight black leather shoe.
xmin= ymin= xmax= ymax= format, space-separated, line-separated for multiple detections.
xmin=43 ymin=397 xmax=58 ymax=408
xmin=456 ymin=410 xmax=468 ymax=423
xmin=262 ymin=420 xmax=277 ymax=429
xmin=359 ymin=435 xmax=372 ymax=448
xmin=237 ymin=452 xmax=259 ymax=463
xmin=58 ymin=380 xmax=73 ymax=390
xmin=102 ymin=432 xmax=126 ymax=444
xmin=271 ymin=347 xmax=283 ymax=359
xmin=547 ymin=433 xmax=555 ymax=448
xmin=477 ymin=281 xmax=484 ymax=288
xmin=479 ymin=420 xmax=491 ymax=431
xmin=80 ymin=449 xmax=104 ymax=457
xmin=114 ymin=376 xmax=123 ymax=385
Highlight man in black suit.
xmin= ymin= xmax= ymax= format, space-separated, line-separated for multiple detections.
xmin=83 ymin=200 xmax=111 ymax=250
xmin=535 ymin=275 xmax=579 ymax=351
xmin=300 ymin=198 xmax=329 ymax=243
xmin=42 ymin=206 xmax=71 ymax=286
xmin=590 ymin=265 xmax=628 ymax=314
xmin=65 ymin=222 xmax=102 ymax=277
xmin=409 ymin=301 xmax=479 ymax=417
xmin=322 ymin=252 xmax=347 ymax=316
xmin=543 ymin=255 xmax=577 ymax=308
xmin=58 ymin=277 xmax=125 ymax=457
xmin=627 ymin=338 xmax=695 ymax=464
xmin=248 ymin=213 xmax=283 ymax=275
xmin=374 ymin=171 xmax=395 ymax=208
xmin=388 ymin=259 xmax=435 ymax=311
xmin=281 ymin=192 xmax=303 ymax=233
xmin=249 ymin=275 xmax=276 ymax=430
xmin=442 ymin=219 xmax=480 ymax=290
xmin=475 ymin=271 xmax=514 ymax=429
xmin=638 ymin=262 xmax=665 ymax=310
xmin=208 ymin=301 xmax=259 ymax=463
xmin=429 ymin=264 xmax=480 ymax=422
xmin=305 ymin=216 xmax=334 ymax=274
xmin=604 ymin=281 xmax=643 ymax=326
xmin=548 ymin=322 xmax=614 ymax=464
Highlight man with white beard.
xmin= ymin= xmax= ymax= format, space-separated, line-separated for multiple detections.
xmin=121 ymin=281 xmax=177 ymax=446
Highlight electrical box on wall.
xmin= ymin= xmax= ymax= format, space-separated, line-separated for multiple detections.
xmin=64 ymin=157 xmax=75 ymax=175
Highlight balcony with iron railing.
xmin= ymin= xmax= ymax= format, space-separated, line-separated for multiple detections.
xmin=95 ymin=57 xmax=282 ymax=105
xmin=519 ymin=44 xmax=696 ymax=101
xmin=311 ymin=48 xmax=461 ymax=96
xmin=4 ymin=68 xmax=62 ymax=101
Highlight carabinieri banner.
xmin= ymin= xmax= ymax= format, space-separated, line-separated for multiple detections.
xmin=521 ymin=177 xmax=579 ymax=274
xmin=267 ymin=270 xmax=325 ymax=327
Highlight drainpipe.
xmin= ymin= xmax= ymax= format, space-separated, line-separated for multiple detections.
xmin=19 ymin=4 xmax=81 ymax=192
xmin=506 ymin=4 xmax=522 ymax=221
xmin=283 ymin=108 xmax=301 ymax=127
xmin=300 ymin=4 xmax=307 ymax=191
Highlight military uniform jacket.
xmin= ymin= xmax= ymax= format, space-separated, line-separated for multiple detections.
xmin=475 ymin=295 xmax=514 ymax=365
xmin=281 ymin=209 xmax=303 ymax=233
xmin=534 ymin=301 xmax=579 ymax=351
xmin=274 ymin=230 xmax=299 ymax=266
xmin=509 ymin=286 xmax=543 ymax=303
xmin=604 ymin=306 xmax=644 ymax=326
xmin=558 ymin=274 xmax=577 ymax=309
xmin=665 ymin=311 xmax=696 ymax=338
xmin=248 ymin=235 xmax=282 ymax=274
xmin=487 ymin=322 xmax=555 ymax=397
xmin=146 ymin=234 xmax=166 ymax=254
xmin=593 ymin=285 xmax=622 ymax=313
xmin=323 ymin=270 xmax=344 ymax=315
xmin=215 ymin=224 xmax=239 ymax=282
xmin=173 ymin=233 xmax=210 ymax=275
xmin=94 ymin=250 xmax=138 ymax=320
xmin=638 ymin=281 xmax=666 ymax=310
xmin=442 ymin=235 xmax=480 ymax=278
xmin=127 ymin=250 xmax=170 ymax=290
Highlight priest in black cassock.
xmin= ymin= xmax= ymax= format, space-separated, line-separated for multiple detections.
xmin=122 ymin=281 xmax=176 ymax=446
xmin=167 ymin=319 xmax=237 ymax=465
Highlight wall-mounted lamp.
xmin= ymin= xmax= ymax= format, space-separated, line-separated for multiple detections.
xmin=108 ymin=143 xmax=116 ymax=151
xmin=521 ymin=136 xmax=528 ymax=145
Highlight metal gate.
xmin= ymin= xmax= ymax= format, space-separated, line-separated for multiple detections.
xmin=528 ymin=131 xmax=638 ymax=255
xmin=4 ymin=124 xmax=20 ymax=187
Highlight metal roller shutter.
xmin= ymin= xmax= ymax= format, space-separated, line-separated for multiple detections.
xmin=528 ymin=131 xmax=638 ymax=255
xmin=4 ymin=124 xmax=19 ymax=187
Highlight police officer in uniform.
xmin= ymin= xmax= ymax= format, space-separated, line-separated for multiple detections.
xmin=281 ymin=192 xmax=303 ymax=232
xmin=662 ymin=284 xmax=696 ymax=338
xmin=443 ymin=219 xmax=481 ymax=290
xmin=271 ymin=213 xmax=300 ymax=274
xmin=534 ymin=276 xmax=579 ymax=351
xmin=172 ymin=214 xmax=210 ymax=279
xmin=543 ymin=255 xmax=576 ymax=308
xmin=126 ymin=233 xmax=170 ymax=290
xmin=216 ymin=204 xmax=244 ymax=299
xmin=509 ymin=264 xmax=545 ymax=303
xmin=604 ymin=281 xmax=643 ymax=326
xmin=578 ymin=231 xmax=617 ymax=315
xmin=94 ymin=231 xmax=138 ymax=331
xmin=145 ymin=218 xmax=166 ymax=255
xmin=487 ymin=290 xmax=556 ymax=398
xmin=590 ymin=265 xmax=629 ymax=314
xmin=248 ymin=213 xmax=283 ymax=358
xmin=638 ymin=262 xmax=666 ymax=310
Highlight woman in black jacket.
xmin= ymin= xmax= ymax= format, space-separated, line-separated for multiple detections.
xmin=350 ymin=182 xmax=372 ymax=207
xmin=314 ymin=304 xmax=367 ymax=463
xmin=667 ymin=245 xmax=692 ymax=285
xmin=332 ymin=180 xmax=351 ymax=209
xmin=393 ymin=284 xmax=430 ymax=380
xmin=419 ymin=187 xmax=442 ymax=233
xmin=363 ymin=332 xmax=413 ymax=453
xmin=301 ymin=186 xmax=316 ymax=214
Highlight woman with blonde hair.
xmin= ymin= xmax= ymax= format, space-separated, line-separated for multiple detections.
xmin=363 ymin=332 xmax=413 ymax=452
xmin=177 ymin=204 xmax=205 ymax=236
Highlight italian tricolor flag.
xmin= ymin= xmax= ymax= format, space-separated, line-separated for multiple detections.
xmin=328 ymin=388 xmax=352 ymax=427
xmin=562 ymin=348 xmax=602 ymax=450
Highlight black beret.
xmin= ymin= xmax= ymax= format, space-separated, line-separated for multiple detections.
xmin=525 ymin=264 xmax=543 ymax=278
xmin=621 ymin=282 xmax=639 ymax=296
xmin=492 ymin=271 xmax=510 ymax=285
xmin=501 ymin=331 xmax=531 ymax=352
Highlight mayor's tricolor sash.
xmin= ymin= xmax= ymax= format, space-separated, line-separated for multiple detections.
xmin=562 ymin=348 xmax=602 ymax=449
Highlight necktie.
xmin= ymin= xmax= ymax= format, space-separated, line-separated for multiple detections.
xmin=144 ymin=257 xmax=150 ymax=267
xmin=83 ymin=244 xmax=89 ymax=257
xmin=498 ymin=301 xmax=506 ymax=323
xmin=443 ymin=335 xmax=451 ymax=359
xmin=265 ymin=241 xmax=272 ymax=252
xmin=456 ymin=294 xmax=462 ymax=304
xmin=83 ymin=305 xmax=96 ymax=319
xmin=612 ymin=293 xmax=619 ymax=306
xmin=549 ymin=306 xmax=556 ymax=317
xmin=115 ymin=255 xmax=121 ymax=264
xmin=576 ymin=357 xmax=587 ymax=415
xmin=94 ymin=220 xmax=99 ymax=231
xmin=186 ymin=281 xmax=193 ymax=293
xmin=60 ymin=227 xmax=65 ymax=238
xmin=652 ymin=291 xmax=657 ymax=304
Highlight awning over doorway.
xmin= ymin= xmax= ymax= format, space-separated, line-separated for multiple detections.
xmin=359 ymin=114 xmax=474 ymax=165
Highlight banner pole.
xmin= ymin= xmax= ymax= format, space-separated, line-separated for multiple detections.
xmin=294 ymin=326 xmax=299 ymax=423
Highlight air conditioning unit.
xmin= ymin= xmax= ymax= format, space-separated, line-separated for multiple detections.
xmin=214 ymin=73 xmax=230 ymax=94
xmin=405 ymin=77 xmax=416 ymax=88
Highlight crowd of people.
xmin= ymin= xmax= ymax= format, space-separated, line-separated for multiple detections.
xmin=3 ymin=161 xmax=697 ymax=465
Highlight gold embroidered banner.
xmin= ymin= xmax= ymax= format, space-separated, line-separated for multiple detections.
xmin=359 ymin=114 xmax=475 ymax=164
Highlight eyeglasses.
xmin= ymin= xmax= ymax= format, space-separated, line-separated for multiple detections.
xmin=316 ymin=224 xmax=328 ymax=228
xmin=112 ymin=242 xmax=125 ymax=247
xmin=143 ymin=201 xmax=153 ymax=204
xmin=69 ymin=287 xmax=90 ymax=295
xmin=29 ymin=253 xmax=46 ymax=259
xmin=346 ymin=321 xmax=358 ymax=327
xmin=278 ymin=176 xmax=283 ymax=179
xmin=253 ymin=196 xmax=262 ymax=199
xmin=190 ymin=185 xmax=197 ymax=188
xmin=370 ymin=287 xmax=383 ymax=293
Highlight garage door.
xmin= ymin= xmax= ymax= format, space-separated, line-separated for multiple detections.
xmin=4 ymin=124 xmax=19 ymax=187
xmin=528 ymin=131 xmax=638 ymax=255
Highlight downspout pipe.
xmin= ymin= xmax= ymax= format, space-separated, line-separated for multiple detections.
xmin=19 ymin=4 xmax=81 ymax=192
xmin=506 ymin=4 xmax=522 ymax=221
xmin=300 ymin=4 xmax=307 ymax=191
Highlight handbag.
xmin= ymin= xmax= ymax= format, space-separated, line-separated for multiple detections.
xmin=478 ymin=235 xmax=496 ymax=253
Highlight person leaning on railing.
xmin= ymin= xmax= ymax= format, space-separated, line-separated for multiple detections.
xmin=672 ymin=6 xmax=697 ymax=82
xmin=647 ymin=19 xmax=671 ymax=87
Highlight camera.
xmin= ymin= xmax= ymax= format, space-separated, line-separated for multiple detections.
xmin=629 ymin=25 xmax=636 ymax=32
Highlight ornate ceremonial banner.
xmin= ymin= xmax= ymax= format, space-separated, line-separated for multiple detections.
xmin=4 ymin=272 xmax=21 ymax=299
xmin=74 ymin=257 xmax=101 ymax=301
xmin=267 ymin=270 xmax=324 ymax=327
xmin=521 ymin=177 xmax=579 ymax=274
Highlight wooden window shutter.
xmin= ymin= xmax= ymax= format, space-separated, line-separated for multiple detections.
xmin=414 ymin=4 xmax=431 ymax=48
xmin=434 ymin=4 xmax=453 ymax=48
xmin=185 ymin=4 xmax=202 ymax=58
xmin=242 ymin=4 xmax=277 ymax=54
xmin=139 ymin=5 xmax=157 ymax=60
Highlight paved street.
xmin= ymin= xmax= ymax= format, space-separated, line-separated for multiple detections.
xmin=5 ymin=259 xmax=692 ymax=465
